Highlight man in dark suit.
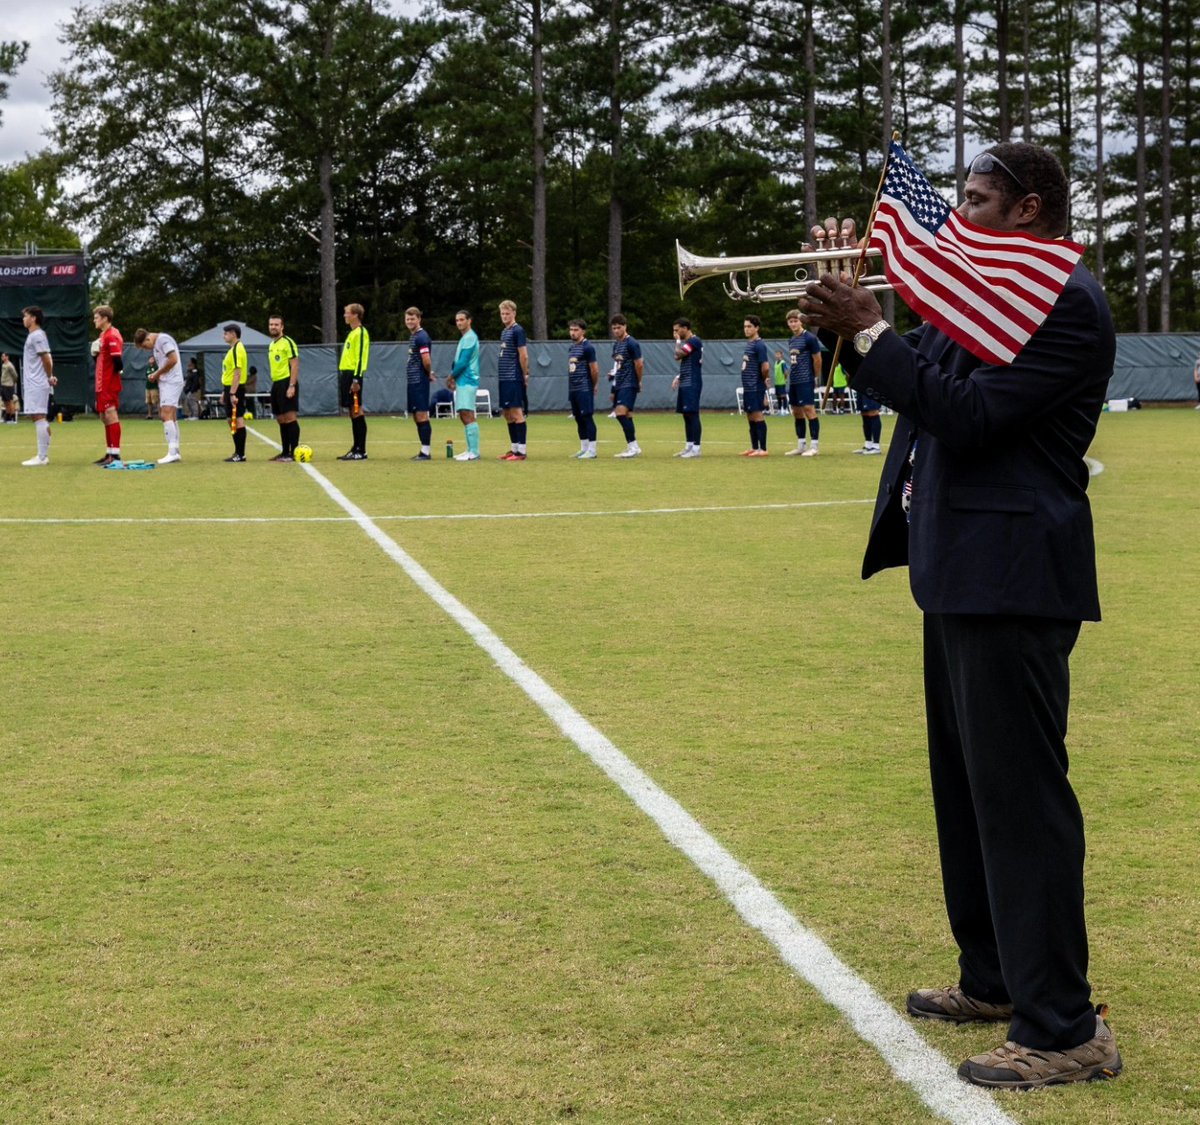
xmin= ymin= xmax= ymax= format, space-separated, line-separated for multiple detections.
xmin=800 ymin=143 xmax=1121 ymax=1090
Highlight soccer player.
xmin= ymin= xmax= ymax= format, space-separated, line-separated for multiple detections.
xmin=497 ymin=299 xmax=529 ymax=460
xmin=404 ymin=306 xmax=437 ymax=460
xmin=671 ymin=317 xmax=703 ymax=457
xmin=740 ymin=315 xmax=770 ymax=456
xmin=267 ymin=315 xmax=300 ymax=461
xmin=221 ymin=323 xmax=249 ymax=462
xmin=784 ymin=309 xmax=823 ymax=457
xmin=609 ymin=314 xmax=643 ymax=458
xmin=566 ymin=319 xmax=599 ymax=459
xmin=132 ymin=327 xmax=184 ymax=463
xmin=93 ymin=304 xmax=125 ymax=465
xmin=338 ymin=303 xmax=370 ymax=460
xmin=448 ymin=309 xmax=481 ymax=460
xmin=19 ymin=307 xmax=56 ymax=466
xmin=854 ymin=391 xmax=884 ymax=454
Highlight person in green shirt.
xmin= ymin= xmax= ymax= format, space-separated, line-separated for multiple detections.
xmin=221 ymin=323 xmax=249 ymax=462
xmin=338 ymin=303 xmax=370 ymax=460
xmin=829 ymin=361 xmax=849 ymax=414
xmin=773 ymin=349 xmax=789 ymax=414
xmin=267 ymin=314 xmax=301 ymax=461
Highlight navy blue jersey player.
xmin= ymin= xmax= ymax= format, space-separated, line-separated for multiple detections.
xmin=609 ymin=314 xmax=643 ymax=458
xmin=497 ymin=299 xmax=530 ymax=460
xmin=671 ymin=317 xmax=703 ymax=458
xmin=404 ymin=307 xmax=437 ymax=460
xmin=740 ymin=315 xmax=771 ymax=456
xmin=784 ymin=308 xmax=824 ymax=457
xmin=567 ymin=319 xmax=600 ymax=459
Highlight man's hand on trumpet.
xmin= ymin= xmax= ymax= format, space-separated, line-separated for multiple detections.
xmin=798 ymin=216 xmax=886 ymax=341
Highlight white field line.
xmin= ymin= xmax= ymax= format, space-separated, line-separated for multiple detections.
xmin=0 ymin=499 xmax=874 ymax=527
xmin=243 ymin=428 xmax=1017 ymax=1125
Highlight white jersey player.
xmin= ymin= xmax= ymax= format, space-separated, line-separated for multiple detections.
xmin=20 ymin=306 xmax=56 ymax=466
xmin=133 ymin=328 xmax=184 ymax=463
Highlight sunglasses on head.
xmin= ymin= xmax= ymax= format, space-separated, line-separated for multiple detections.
xmin=969 ymin=151 xmax=1030 ymax=194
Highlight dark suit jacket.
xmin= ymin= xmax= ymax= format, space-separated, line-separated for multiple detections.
xmin=844 ymin=262 xmax=1114 ymax=621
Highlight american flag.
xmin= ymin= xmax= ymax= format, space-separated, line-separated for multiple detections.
xmin=868 ymin=141 xmax=1084 ymax=366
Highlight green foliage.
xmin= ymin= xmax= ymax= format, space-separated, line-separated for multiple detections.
xmin=39 ymin=0 xmax=1200 ymax=337
xmin=0 ymin=39 xmax=29 ymax=132
xmin=0 ymin=152 xmax=81 ymax=251
xmin=49 ymin=0 xmax=262 ymax=333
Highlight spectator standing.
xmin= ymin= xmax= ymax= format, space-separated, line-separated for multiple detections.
xmin=1 ymin=352 xmax=18 ymax=423
xmin=773 ymin=349 xmax=789 ymax=413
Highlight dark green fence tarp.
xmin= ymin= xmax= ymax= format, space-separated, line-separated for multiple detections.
xmin=1110 ymin=334 xmax=1200 ymax=401
xmin=112 ymin=333 xmax=1200 ymax=416
xmin=0 ymin=254 xmax=91 ymax=408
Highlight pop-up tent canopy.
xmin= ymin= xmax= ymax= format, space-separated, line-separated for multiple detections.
xmin=179 ymin=322 xmax=273 ymax=348
xmin=177 ymin=322 xmax=275 ymax=395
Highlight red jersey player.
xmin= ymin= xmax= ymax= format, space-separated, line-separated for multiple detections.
xmin=93 ymin=304 xmax=124 ymax=465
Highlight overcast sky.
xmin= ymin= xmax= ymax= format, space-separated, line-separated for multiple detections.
xmin=1 ymin=3 xmax=74 ymax=165
xmin=1 ymin=1 xmax=424 ymax=166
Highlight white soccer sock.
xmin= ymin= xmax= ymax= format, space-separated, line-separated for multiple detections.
xmin=164 ymin=420 xmax=180 ymax=451
xmin=36 ymin=419 xmax=50 ymax=458
xmin=517 ymin=443 xmax=527 ymax=454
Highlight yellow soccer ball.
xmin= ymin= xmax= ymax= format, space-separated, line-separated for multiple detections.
xmin=244 ymin=411 xmax=254 ymax=420
xmin=294 ymin=444 xmax=313 ymax=462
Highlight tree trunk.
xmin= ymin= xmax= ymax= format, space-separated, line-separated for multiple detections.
xmin=1021 ymin=0 xmax=1032 ymax=141
xmin=1159 ymin=0 xmax=1171 ymax=331
xmin=997 ymin=0 xmax=1011 ymax=142
xmin=606 ymin=0 xmax=623 ymax=320
xmin=531 ymin=0 xmax=547 ymax=338
xmin=955 ymin=0 xmax=966 ymax=201
xmin=880 ymin=0 xmax=894 ymax=323
xmin=318 ymin=14 xmax=336 ymax=344
xmin=803 ymin=0 xmax=817 ymax=232
xmin=880 ymin=0 xmax=892 ymax=151
xmin=1094 ymin=0 xmax=1104 ymax=287
xmin=1135 ymin=0 xmax=1148 ymax=332
xmin=319 ymin=150 xmax=336 ymax=343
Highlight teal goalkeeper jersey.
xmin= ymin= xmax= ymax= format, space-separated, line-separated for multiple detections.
xmin=452 ymin=329 xmax=480 ymax=386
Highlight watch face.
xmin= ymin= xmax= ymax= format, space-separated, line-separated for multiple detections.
xmin=854 ymin=332 xmax=871 ymax=356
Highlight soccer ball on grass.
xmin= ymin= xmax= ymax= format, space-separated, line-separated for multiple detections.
xmin=294 ymin=444 xmax=313 ymax=462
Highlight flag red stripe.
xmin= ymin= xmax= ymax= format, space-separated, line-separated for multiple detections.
xmin=874 ymin=203 xmax=1042 ymax=333
xmin=871 ymin=222 xmax=1023 ymax=363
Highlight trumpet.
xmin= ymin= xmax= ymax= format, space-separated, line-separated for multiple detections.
xmin=676 ymin=240 xmax=892 ymax=302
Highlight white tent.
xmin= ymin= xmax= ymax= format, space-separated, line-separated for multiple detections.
xmin=179 ymin=322 xmax=273 ymax=347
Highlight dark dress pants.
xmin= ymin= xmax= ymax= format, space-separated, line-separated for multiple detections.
xmin=923 ymin=612 xmax=1095 ymax=1050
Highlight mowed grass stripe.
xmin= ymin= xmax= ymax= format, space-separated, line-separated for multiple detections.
xmin=4 ymin=411 xmax=1196 ymax=1122
xmin=2 ymin=424 xmax=943 ymax=1122
xmin=254 ymin=427 xmax=1017 ymax=1125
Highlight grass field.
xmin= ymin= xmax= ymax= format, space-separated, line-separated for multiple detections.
xmin=1 ymin=407 xmax=1197 ymax=1124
